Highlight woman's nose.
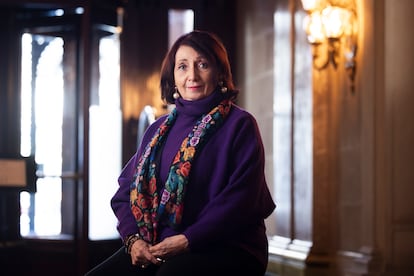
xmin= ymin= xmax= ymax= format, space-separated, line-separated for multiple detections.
xmin=187 ymin=65 xmax=199 ymax=80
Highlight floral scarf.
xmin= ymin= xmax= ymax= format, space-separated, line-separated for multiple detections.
xmin=130 ymin=98 xmax=232 ymax=243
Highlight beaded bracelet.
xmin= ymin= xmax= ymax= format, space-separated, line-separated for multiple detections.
xmin=124 ymin=233 xmax=141 ymax=254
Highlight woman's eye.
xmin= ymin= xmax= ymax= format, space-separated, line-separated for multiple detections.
xmin=198 ymin=62 xmax=208 ymax=69
xmin=177 ymin=64 xmax=187 ymax=70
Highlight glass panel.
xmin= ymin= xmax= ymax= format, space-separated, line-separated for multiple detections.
xmin=273 ymin=10 xmax=293 ymax=237
xmin=293 ymin=8 xmax=313 ymax=241
xmin=168 ymin=9 xmax=194 ymax=48
xmin=20 ymin=34 xmax=33 ymax=158
xmin=88 ymin=34 xmax=121 ymax=240
xmin=20 ymin=34 xmax=64 ymax=237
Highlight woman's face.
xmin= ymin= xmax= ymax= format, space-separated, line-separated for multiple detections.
xmin=174 ymin=45 xmax=218 ymax=101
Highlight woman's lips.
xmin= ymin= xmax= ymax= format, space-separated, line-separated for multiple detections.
xmin=188 ymin=85 xmax=202 ymax=91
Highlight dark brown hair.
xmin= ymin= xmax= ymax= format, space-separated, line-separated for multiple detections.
xmin=160 ymin=30 xmax=238 ymax=104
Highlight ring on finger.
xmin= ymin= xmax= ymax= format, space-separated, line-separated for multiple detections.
xmin=156 ymin=257 xmax=165 ymax=263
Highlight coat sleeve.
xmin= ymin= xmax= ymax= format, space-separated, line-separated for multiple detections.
xmin=183 ymin=113 xmax=276 ymax=249
xmin=110 ymin=153 xmax=140 ymax=240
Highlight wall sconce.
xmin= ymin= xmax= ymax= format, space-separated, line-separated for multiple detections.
xmin=301 ymin=0 xmax=358 ymax=91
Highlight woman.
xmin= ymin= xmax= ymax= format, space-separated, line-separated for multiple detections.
xmin=86 ymin=30 xmax=275 ymax=276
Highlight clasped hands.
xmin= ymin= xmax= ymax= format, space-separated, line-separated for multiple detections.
xmin=130 ymin=234 xmax=189 ymax=269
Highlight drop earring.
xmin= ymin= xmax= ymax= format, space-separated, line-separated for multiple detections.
xmin=173 ymin=87 xmax=180 ymax=99
xmin=219 ymin=81 xmax=228 ymax=93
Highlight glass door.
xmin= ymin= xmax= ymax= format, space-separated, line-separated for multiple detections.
xmin=19 ymin=8 xmax=121 ymax=240
xmin=20 ymin=32 xmax=71 ymax=237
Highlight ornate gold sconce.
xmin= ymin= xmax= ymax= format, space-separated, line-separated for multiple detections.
xmin=301 ymin=0 xmax=358 ymax=91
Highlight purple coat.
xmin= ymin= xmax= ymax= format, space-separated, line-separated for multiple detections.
xmin=111 ymin=91 xmax=276 ymax=268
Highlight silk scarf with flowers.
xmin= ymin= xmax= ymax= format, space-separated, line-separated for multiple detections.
xmin=130 ymin=98 xmax=232 ymax=244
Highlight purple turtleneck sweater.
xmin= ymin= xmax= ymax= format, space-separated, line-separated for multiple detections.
xmin=111 ymin=91 xmax=276 ymax=269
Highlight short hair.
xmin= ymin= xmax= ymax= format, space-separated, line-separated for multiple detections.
xmin=160 ymin=30 xmax=238 ymax=104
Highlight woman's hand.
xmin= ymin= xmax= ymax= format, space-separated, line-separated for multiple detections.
xmin=129 ymin=239 xmax=159 ymax=267
xmin=149 ymin=234 xmax=189 ymax=260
